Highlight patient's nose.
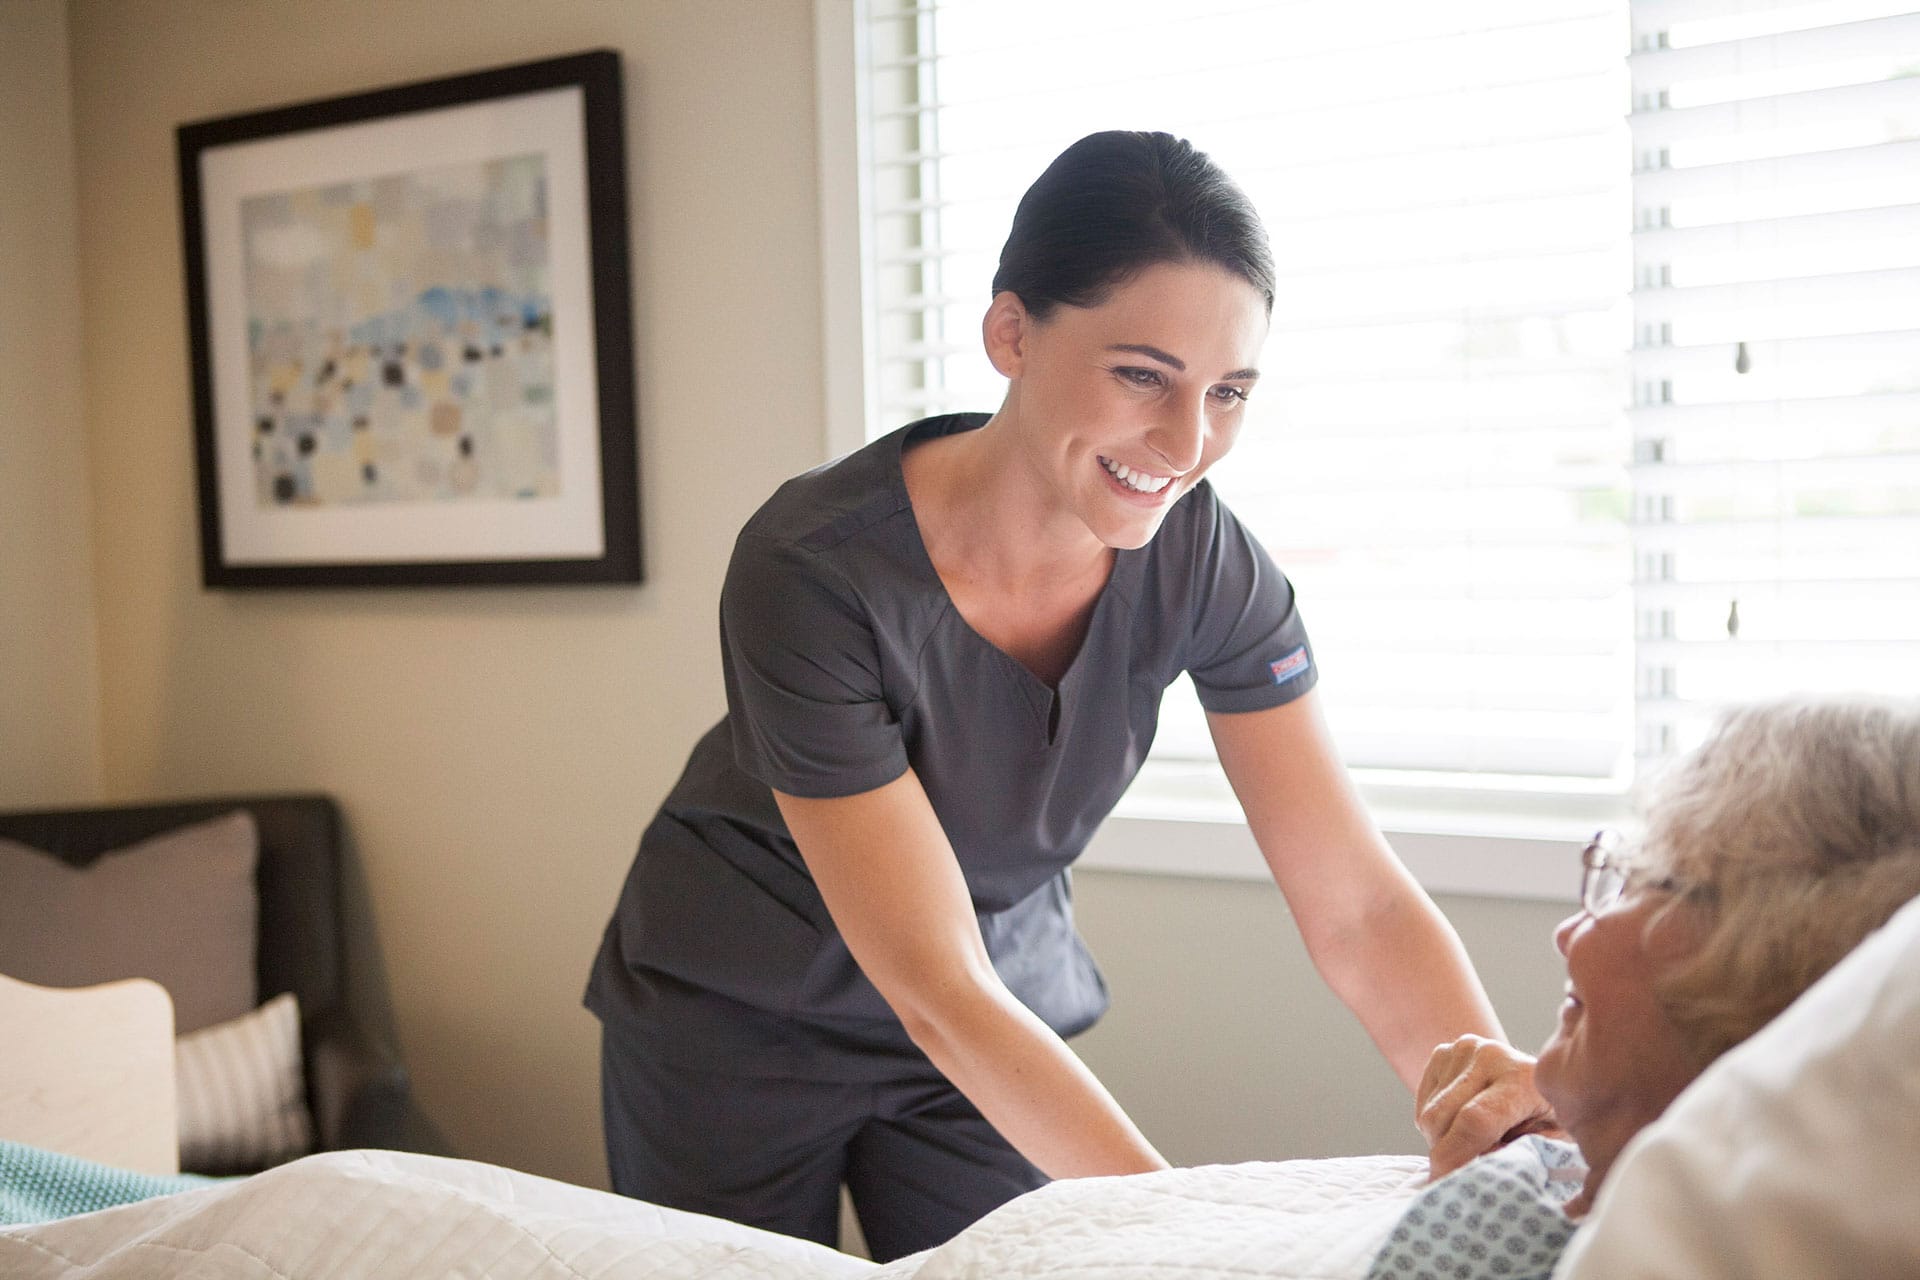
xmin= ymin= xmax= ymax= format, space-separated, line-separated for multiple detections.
xmin=1553 ymin=912 xmax=1581 ymax=956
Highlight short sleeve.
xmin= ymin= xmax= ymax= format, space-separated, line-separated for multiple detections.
xmin=719 ymin=532 xmax=911 ymax=799
xmin=1183 ymin=489 xmax=1318 ymax=714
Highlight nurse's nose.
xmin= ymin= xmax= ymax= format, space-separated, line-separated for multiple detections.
xmin=1146 ymin=394 xmax=1208 ymax=475
xmin=1553 ymin=912 xmax=1583 ymax=957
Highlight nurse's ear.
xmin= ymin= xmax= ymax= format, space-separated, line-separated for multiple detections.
xmin=982 ymin=290 xmax=1036 ymax=379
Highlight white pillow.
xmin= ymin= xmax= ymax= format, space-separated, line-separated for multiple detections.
xmin=175 ymin=991 xmax=314 ymax=1173
xmin=1555 ymin=893 xmax=1920 ymax=1278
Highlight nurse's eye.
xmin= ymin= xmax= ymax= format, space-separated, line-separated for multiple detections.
xmin=1114 ymin=366 xmax=1164 ymax=389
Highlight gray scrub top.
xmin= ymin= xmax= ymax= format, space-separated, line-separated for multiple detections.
xmin=586 ymin=413 xmax=1318 ymax=1079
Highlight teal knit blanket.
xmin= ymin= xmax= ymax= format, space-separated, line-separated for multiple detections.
xmin=0 ymin=1139 xmax=220 ymax=1227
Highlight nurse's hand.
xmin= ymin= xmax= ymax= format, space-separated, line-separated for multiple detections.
xmin=1416 ymin=1035 xmax=1562 ymax=1181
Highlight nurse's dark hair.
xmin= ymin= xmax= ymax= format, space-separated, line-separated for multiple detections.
xmin=991 ymin=130 xmax=1275 ymax=321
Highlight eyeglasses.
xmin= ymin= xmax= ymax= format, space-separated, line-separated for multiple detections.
xmin=1579 ymin=828 xmax=1629 ymax=915
xmin=1580 ymin=829 xmax=1699 ymax=914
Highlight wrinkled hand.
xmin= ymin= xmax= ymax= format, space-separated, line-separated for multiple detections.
xmin=1416 ymin=1035 xmax=1563 ymax=1181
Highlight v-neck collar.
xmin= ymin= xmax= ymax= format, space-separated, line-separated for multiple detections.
xmin=887 ymin=415 xmax=1142 ymax=715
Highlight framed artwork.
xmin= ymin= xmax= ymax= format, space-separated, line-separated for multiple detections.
xmin=177 ymin=50 xmax=639 ymax=587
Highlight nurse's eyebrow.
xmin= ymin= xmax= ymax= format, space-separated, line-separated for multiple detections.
xmin=1109 ymin=343 xmax=1185 ymax=370
xmin=1108 ymin=343 xmax=1260 ymax=382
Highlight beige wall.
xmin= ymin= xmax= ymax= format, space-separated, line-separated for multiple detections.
xmin=65 ymin=0 xmax=825 ymax=1189
xmin=0 ymin=0 xmax=104 ymax=809
xmin=1072 ymin=870 xmax=1570 ymax=1165
xmin=24 ymin=0 xmax=1578 ymax=1196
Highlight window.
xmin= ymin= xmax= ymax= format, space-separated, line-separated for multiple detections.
xmin=1626 ymin=0 xmax=1920 ymax=759
xmin=837 ymin=0 xmax=1920 ymax=805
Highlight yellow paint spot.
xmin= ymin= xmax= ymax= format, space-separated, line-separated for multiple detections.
xmin=351 ymin=203 xmax=376 ymax=250
xmin=430 ymin=401 xmax=462 ymax=438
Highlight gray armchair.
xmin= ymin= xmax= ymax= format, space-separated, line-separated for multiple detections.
xmin=0 ymin=794 xmax=446 ymax=1169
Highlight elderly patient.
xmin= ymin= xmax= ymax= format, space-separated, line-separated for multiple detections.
xmin=1374 ymin=695 xmax=1920 ymax=1277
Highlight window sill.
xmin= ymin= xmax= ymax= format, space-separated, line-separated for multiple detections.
xmin=1084 ymin=759 xmax=1626 ymax=902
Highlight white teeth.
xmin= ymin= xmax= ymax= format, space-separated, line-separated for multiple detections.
xmin=1101 ymin=456 xmax=1171 ymax=495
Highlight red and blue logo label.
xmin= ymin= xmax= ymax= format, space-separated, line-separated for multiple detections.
xmin=1269 ymin=646 xmax=1311 ymax=686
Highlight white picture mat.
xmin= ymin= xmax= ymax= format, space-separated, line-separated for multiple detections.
xmin=198 ymin=85 xmax=606 ymax=565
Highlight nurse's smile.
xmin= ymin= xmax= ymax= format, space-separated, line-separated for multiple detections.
xmin=1097 ymin=456 xmax=1175 ymax=497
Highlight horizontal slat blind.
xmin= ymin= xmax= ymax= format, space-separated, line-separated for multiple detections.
xmin=861 ymin=0 xmax=1636 ymax=779
xmin=1628 ymin=0 xmax=1920 ymax=757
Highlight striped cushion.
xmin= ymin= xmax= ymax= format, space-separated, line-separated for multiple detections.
xmin=175 ymin=992 xmax=313 ymax=1172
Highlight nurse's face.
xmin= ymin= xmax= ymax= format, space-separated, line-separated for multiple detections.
xmin=988 ymin=260 xmax=1269 ymax=550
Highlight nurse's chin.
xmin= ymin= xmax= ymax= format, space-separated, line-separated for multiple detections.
xmin=1096 ymin=519 xmax=1170 ymax=552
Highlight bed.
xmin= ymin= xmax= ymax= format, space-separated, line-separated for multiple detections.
xmin=4 ymin=893 xmax=1917 ymax=1279
xmin=0 ymin=1144 xmax=1427 ymax=1280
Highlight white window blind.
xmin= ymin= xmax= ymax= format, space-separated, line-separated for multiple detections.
xmin=1628 ymin=0 xmax=1920 ymax=759
xmin=850 ymin=0 xmax=1920 ymax=790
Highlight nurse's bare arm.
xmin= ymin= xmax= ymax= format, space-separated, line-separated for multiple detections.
xmin=773 ymin=771 xmax=1168 ymax=1180
xmin=1207 ymin=690 xmax=1513 ymax=1091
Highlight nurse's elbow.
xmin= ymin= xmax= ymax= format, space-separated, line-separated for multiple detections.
xmin=885 ymin=961 xmax=1004 ymax=1060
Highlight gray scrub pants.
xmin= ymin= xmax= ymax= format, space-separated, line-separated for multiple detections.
xmin=600 ymin=1026 xmax=1047 ymax=1262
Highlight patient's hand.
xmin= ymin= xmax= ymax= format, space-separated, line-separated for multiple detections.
xmin=1416 ymin=1035 xmax=1563 ymax=1181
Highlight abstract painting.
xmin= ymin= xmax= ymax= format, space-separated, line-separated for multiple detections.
xmin=179 ymin=52 xmax=638 ymax=586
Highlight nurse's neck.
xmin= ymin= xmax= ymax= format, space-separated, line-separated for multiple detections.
xmin=903 ymin=412 xmax=1113 ymax=597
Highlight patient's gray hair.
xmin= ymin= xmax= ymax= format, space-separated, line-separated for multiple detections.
xmin=1636 ymin=696 xmax=1920 ymax=1069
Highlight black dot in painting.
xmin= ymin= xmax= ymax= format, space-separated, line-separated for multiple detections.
xmin=459 ymin=435 xmax=473 ymax=458
xmin=489 ymin=345 xmax=502 ymax=359
xmin=297 ymin=433 xmax=316 ymax=456
xmin=523 ymin=314 xmax=539 ymax=331
xmin=269 ymin=389 xmax=284 ymax=407
xmin=272 ymin=474 xmax=297 ymax=503
xmin=256 ymin=416 xmax=274 ymax=435
xmin=383 ymin=362 xmax=404 ymax=387
xmin=318 ymin=358 xmax=336 ymax=383
xmin=464 ymin=344 xmax=483 ymax=363
xmin=363 ymin=463 xmax=377 ymax=485
xmin=353 ymin=416 xmax=369 ymax=431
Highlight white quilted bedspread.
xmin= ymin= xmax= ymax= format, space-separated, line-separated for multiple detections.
xmin=0 ymin=1148 xmax=1427 ymax=1279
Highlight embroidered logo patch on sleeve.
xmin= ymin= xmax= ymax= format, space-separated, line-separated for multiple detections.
xmin=1269 ymin=646 xmax=1311 ymax=686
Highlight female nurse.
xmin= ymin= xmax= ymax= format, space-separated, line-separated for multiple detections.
xmin=585 ymin=130 xmax=1513 ymax=1262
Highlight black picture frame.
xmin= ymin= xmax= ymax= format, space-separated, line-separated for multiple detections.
xmin=177 ymin=50 xmax=639 ymax=587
